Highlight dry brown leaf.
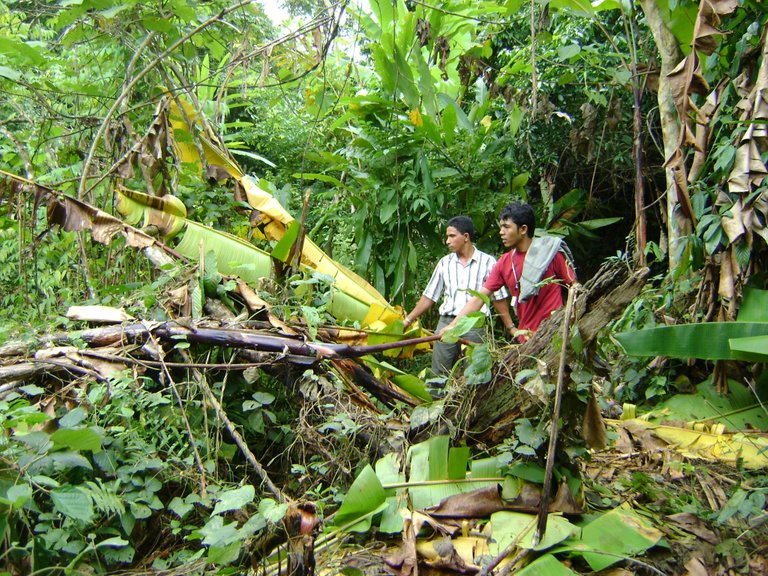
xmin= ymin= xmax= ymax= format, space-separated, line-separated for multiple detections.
xmin=667 ymin=512 xmax=719 ymax=544
xmin=66 ymin=305 xmax=134 ymax=324
xmin=426 ymin=485 xmax=507 ymax=518
xmin=549 ymin=480 xmax=584 ymax=514
xmin=683 ymin=556 xmax=711 ymax=576
xmin=720 ymin=199 xmax=746 ymax=243
xmin=614 ymin=426 xmax=634 ymax=454
xmin=583 ymin=390 xmax=608 ymax=450
xmin=718 ymin=245 xmax=735 ymax=300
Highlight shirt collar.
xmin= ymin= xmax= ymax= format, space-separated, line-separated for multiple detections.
xmin=449 ymin=246 xmax=478 ymax=264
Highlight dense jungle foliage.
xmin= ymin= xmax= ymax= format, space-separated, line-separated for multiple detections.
xmin=0 ymin=0 xmax=767 ymax=574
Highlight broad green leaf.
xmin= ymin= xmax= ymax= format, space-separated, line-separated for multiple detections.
xmin=168 ymin=496 xmax=194 ymax=519
xmin=50 ymin=451 xmax=92 ymax=470
xmin=51 ymin=486 xmax=94 ymax=522
xmin=377 ymin=453 xmax=407 ymax=533
xmin=392 ymin=374 xmax=431 ymax=402
xmin=212 ymin=485 xmax=255 ymax=516
xmin=333 ymin=465 xmax=387 ymax=532
xmin=649 ymin=379 xmax=768 ymax=431
xmin=271 ymin=220 xmax=300 ymax=263
xmin=50 ymin=428 xmax=102 ymax=452
xmin=371 ymin=45 xmax=396 ymax=93
xmin=208 ymin=541 xmax=241 ymax=565
xmin=0 ymin=65 xmax=20 ymax=80
xmin=95 ymin=536 xmax=129 ymax=548
xmin=203 ymin=250 xmax=220 ymax=295
xmin=199 ymin=516 xmax=240 ymax=547
xmin=59 ymin=407 xmax=87 ymax=428
xmin=490 ymin=512 xmax=576 ymax=552
xmin=615 ymin=322 xmax=768 ymax=360
xmin=175 ymin=221 xmax=273 ymax=284
xmin=516 ymin=553 xmax=578 ymax=575
xmin=354 ymin=228 xmax=373 ymax=274
xmin=0 ymin=36 xmax=46 ymax=66
xmin=729 ymin=335 xmax=768 ymax=361
xmin=258 ymin=498 xmax=288 ymax=523
xmin=511 ymin=172 xmax=530 ymax=191
xmin=230 ymin=149 xmax=276 ymax=168
xmin=737 ymin=287 xmax=768 ymax=322
xmin=141 ymin=15 xmax=171 ymax=32
xmin=441 ymin=313 xmax=484 ymax=344
xmin=30 ymin=475 xmax=60 ymax=488
xmin=576 ymin=217 xmax=622 ymax=230
xmin=442 ymin=103 xmax=457 ymax=145
xmin=552 ymin=504 xmax=662 ymax=571
xmin=5 ymin=484 xmax=32 ymax=507
xmin=98 ymin=4 xmax=132 ymax=18
xmin=407 ymin=436 xmax=470 ymax=509
xmin=557 ymin=44 xmax=581 ymax=60
xmin=465 ymin=344 xmax=492 ymax=386
xmin=438 ymin=95 xmax=473 ymax=131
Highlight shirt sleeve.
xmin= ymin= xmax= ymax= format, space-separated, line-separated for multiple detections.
xmin=483 ymin=259 xmax=506 ymax=294
xmin=552 ymin=252 xmax=576 ymax=285
xmin=422 ymin=258 xmax=445 ymax=302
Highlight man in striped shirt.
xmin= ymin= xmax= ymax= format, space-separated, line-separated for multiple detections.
xmin=403 ymin=216 xmax=511 ymax=376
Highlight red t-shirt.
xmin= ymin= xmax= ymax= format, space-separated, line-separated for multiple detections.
xmin=484 ymin=249 xmax=575 ymax=339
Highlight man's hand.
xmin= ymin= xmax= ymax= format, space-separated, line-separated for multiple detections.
xmin=438 ymin=322 xmax=455 ymax=337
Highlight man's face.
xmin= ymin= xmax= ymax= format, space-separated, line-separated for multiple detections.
xmin=445 ymin=226 xmax=469 ymax=253
xmin=499 ymin=219 xmax=526 ymax=249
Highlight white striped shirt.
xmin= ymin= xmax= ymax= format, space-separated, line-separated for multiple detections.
xmin=423 ymin=248 xmax=509 ymax=316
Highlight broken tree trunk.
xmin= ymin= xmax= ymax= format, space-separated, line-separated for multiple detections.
xmin=468 ymin=261 xmax=650 ymax=443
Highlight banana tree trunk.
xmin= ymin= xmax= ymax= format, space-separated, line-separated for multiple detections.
xmin=638 ymin=0 xmax=690 ymax=271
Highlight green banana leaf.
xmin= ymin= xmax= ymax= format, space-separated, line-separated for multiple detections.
xmin=614 ymin=322 xmax=768 ymax=360
xmin=737 ymin=287 xmax=768 ymax=322
xmin=333 ymin=435 xmax=511 ymax=534
xmin=616 ymin=288 xmax=768 ymax=361
xmin=728 ymin=335 xmax=768 ymax=361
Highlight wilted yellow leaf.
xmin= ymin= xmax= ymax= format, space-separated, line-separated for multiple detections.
xmin=409 ymin=108 xmax=423 ymax=127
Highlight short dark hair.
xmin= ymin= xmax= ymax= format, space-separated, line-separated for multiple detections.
xmin=447 ymin=215 xmax=475 ymax=242
xmin=499 ymin=202 xmax=535 ymax=237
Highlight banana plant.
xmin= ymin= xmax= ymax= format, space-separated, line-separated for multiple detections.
xmin=164 ymin=99 xmax=411 ymax=332
xmin=116 ymin=186 xmax=399 ymax=330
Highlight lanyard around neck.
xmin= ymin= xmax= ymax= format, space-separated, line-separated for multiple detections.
xmin=511 ymin=249 xmax=521 ymax=291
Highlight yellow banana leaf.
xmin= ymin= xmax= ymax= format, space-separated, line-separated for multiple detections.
xmin=609 ymin=417 xmax=768 ymax=469
xmin=115 ymin=187 xmax=418 ymax=344
xmin=166 ymin=99 xmax=410 ymax=331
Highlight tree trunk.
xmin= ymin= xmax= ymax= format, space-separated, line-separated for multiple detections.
xmin=638 ymin=0 xmax=690 ymax=271
xmin=467 ymin=262 xmax=650 ymax=443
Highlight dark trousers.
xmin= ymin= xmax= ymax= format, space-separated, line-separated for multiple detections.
xmin=431 ymin=314 xmax=485 ymax=376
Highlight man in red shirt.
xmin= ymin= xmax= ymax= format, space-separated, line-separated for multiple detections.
xmin=445 ymin=202 xmax=576 ymax=342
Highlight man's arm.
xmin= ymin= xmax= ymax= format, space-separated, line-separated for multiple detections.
xmin=403 ymin=296 xmax=436 ymax=328
xmin=492 ymin=297 xmax=515 ymax=333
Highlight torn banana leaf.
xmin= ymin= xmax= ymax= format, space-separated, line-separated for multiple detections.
xmin=116 ymin=188 xmax=392 ymax=328
xmin=609 ymin=417 xmax=768 ymax=469
xmin=166 ymin=99 xmax=407 ymax=329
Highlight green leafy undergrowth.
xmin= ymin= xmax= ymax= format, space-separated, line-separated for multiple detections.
xmin=330 ymin=436 xmax=664 ymax=573
xmin=0 ymin=371 xmax=290 ymax=574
